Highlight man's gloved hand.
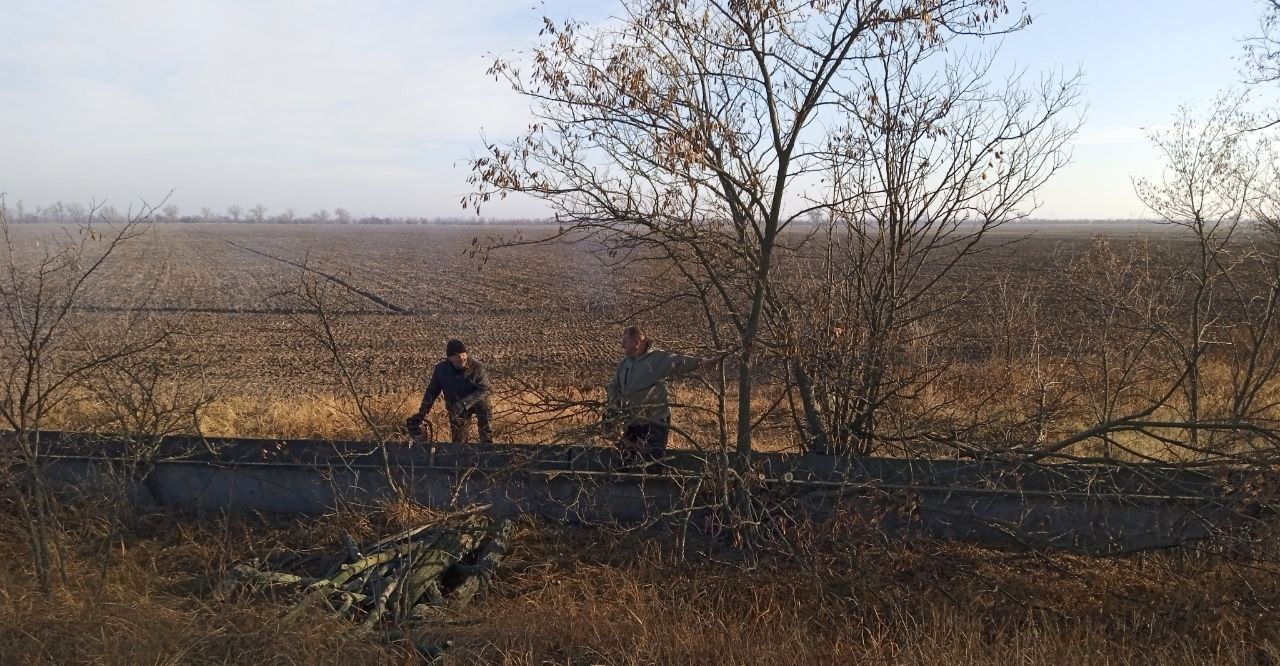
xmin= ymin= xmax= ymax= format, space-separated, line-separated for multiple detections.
xmin=450 ymin=400 xmax=467 ymax=415
xmin=405 ymin=413 xmax=425 ymax=439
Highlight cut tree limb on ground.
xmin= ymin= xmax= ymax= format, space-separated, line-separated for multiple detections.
xmin=225 ymin=514 xmax=517 ymax=638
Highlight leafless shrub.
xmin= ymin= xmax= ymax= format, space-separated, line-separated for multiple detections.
xmin=1011 ymin=97 xmax=1280 ymax=469
xmin=768 ymin=39 xmax=1081 ymax=456
xmin=282 ymin=262 xmax=411 ymax=495
xmin=0 ymin=195 xmax=165 ymax=592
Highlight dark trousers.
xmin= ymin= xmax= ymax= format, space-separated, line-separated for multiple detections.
xmin=618 ymin=422 xmax=669 ymax=462
xmin=448 ymin=400 xmax=493 ymax=444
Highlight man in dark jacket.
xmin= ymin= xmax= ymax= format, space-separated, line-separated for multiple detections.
xmin=406 ymin=339 xmax=493 ymax=444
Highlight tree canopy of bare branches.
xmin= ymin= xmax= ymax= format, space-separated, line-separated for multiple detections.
xmin=468 ymin=0 xmax=1081 ymax=470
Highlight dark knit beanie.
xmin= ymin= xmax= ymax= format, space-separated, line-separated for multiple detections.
xmin=445 ymin=339 xmax=467 ymax=356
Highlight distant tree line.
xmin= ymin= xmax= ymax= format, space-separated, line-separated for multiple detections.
xmin=1 ymin=200 xmax=550 ymax=226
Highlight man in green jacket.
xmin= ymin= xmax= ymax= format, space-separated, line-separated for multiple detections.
xmin=605 ymin=325 xmax=715 ymax=462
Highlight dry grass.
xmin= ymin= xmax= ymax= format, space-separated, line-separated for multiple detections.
xmin=49 ymin=382 xmax=805 ymax=452
xmin=0 ymin=508 xmax=402 ymax=664
xmin=460 ymin=521 xmax=1280 ymax=665
xmin=46 ymin=366 xmax=1280 ymax=462
xmin=0 ymin=496 xmax=1277 ymax=665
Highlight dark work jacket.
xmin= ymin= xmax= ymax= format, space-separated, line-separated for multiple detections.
xmin=417 ymin=359 xmax=491 ymax=414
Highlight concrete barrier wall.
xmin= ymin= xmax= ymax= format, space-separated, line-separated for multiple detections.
xmin=24 ymin=432 xmax=1242 ymax=554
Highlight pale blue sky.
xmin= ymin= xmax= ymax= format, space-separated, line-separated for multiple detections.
xmin=0 ymin=0 xmax=1267 ymax=220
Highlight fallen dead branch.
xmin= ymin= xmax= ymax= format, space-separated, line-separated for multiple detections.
xmin=225 ymin=513 xmax=517 ymax=640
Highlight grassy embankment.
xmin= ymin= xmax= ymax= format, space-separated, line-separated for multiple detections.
xmin=0 ymin=495 xmax=1276 ymax=665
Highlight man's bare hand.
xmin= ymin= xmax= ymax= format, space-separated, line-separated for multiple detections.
xmin=699 ymin=352 xmax=729 ymax=371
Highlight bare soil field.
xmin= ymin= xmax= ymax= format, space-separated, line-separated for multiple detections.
xmin=80 ymin=223 xmax=652 ymax=388
xmin=56 ymin=222 xmax=1119 ymax=387
xmin=7 ymin=220 xmax=1248 ymax=455
xmin=23 ymin=223 xmax=711 ymax=442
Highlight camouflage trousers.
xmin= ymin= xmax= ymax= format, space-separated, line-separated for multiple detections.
xmin=448 ymin=400 xmax=494 ymax=444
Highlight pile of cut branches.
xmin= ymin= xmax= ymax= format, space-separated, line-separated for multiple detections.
xmin=226 ymin=513 xmax=516 ymax=635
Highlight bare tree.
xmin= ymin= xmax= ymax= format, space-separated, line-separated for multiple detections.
xmin=471 ymin=0 xmax=1070 ymax=453
xmin=1238 ymin=0 xmax=1280 ymax=132
xmin=1024 ymin=96 xmax=1280 ymax=464
xmin=771 ymin=36 xmax=1081 ymax=455
xmin=468 ymin=0 xmax=1061 ymax=526
xmin=1133 ymin=97 xmax=1261 ymax=450
xmin=1246 ymin=1 xmax=1280 ymax=84
xmin=0 ymin=196 xmax=164 ymax=592
xmin=285 ymin=263 xmax=406 ymax=494
xmin=78 ymin=317 xmax=220 ymax=573
xmin=161 ymin=204 xmax=181 ymax=223
xmin=249 ymin=204 xmax=269 ymax=224
xmin=226 ymin=205 xmax=243 ymax=223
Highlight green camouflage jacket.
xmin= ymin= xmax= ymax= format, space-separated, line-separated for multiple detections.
xmin=606 ymin=346 xmax=702 ymax=426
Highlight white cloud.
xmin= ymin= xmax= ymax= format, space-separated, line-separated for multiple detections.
xmin=0 ymin=0 xmax=1265 ymax=220
xmin=0 ymin=0 xmax=578 ymax=216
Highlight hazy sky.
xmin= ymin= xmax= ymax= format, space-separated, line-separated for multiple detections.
xmin=0 ymin=0 xmax=1269 ymax=220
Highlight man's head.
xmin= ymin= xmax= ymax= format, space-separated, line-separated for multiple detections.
xmin=445 ymin=339 xmax=468 ymax=369
xmin=621 ymin=325 xmax=650 ymax=359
